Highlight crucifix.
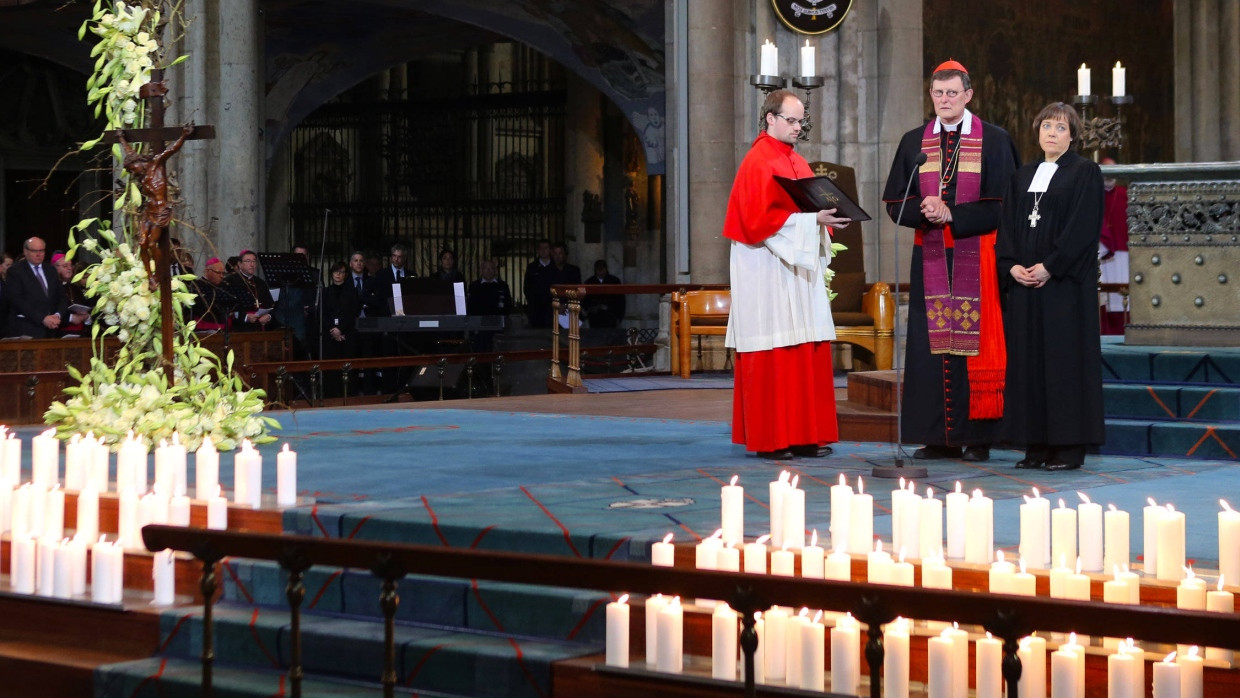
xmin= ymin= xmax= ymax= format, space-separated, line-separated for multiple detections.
xmin=100 ymin=68 xmax=215 ymax=383
xmin=1027 ymin=209 xmax=1041 ymax=228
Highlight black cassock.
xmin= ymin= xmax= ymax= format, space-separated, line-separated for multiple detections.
xmin=883 ymin=120 xmax=1019 ymax=447
xmin=996 ymin=150 xmax=1105 ymax=448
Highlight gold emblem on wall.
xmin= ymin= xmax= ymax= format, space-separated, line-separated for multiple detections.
xmin=771 ymin=0 xmax=854 ymax=35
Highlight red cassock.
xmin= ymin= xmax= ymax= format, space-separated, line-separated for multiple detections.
xmin=723 ymin=133 xmax=839 ymax=453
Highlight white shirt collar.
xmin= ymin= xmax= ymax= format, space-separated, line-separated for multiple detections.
xmin=1028 ymin=161 xmax=1060 ymax=192
xmin=933 ymin=108 xmax=974 ymax=135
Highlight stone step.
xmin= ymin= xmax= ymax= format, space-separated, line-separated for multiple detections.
xmin=1105 ymin=383 xmax=1240 ymax=421
xmin=1103 ymin=418 xmax=1240 ymax=459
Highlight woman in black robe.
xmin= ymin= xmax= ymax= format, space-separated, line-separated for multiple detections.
xmin=996 ymin=102 xmax=1105 ymax=471
xmin=317 ymin=261 xmax=363 ymax=396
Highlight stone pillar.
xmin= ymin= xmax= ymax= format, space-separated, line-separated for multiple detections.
xmin=215 ymin=0 xmax=263 ymax=259
xmin=166 ymin=0 xmax=215 ymax=265
xmin=563 ymin=73 xmax=605 ymax=268
xmin=1175 ymin=0 xmax=1240 ymax=161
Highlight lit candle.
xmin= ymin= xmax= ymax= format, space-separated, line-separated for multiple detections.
xmin=919 ymin=486 xmax=942 ymax=560
xmin=1125 ymin=639 xmax=1145 ymax=693
xmin=31 ymin=428 xmax=59 ymax=489
xmin=1177 ymin=646 xmax=1203 ymax=698
xmin=921 ymin=553 xmax=953 ymax=589
xmin=90 ymin=536 xmax=116 ymax=603
xmin=769 ymin=471 xmax=790 ymax=547
xmin=716 ymin=542 xmax=740 ymax=572
xmin=1108 ymin=645 xmax=1136 ymax=698
xmin=651 ymin=532 xmax=675 ymax=567
xmin=721 ymin=475 xmax=743 ymax=546
xmin=1 ymin=432 xmax=21 ymax=487
xmin=88 ymin=434 xmax=109 ymax=493
xmin=771 ymin=543 xmax=795 ymax=577
xmin=195 ymin=436 xmax=219 ymax=500
xmin=64 ymin=435 xmax=85 ymax=490
xmin=824 ymin=548 xmax=851 ymax=581
xmin=947 ymin=623 xmax=969 ymax=698
xmin=1050 ymin=555 xmax=1073 ymax=598
xmin=1105 ymin=503 xmax=1131 ymax=576
xmin=988 ymin=550 xmax=1016 ymax=594
xmin=52 ymin=538 xmax=74 ymax=599
xmin=644 ymin=593 xmax=666 ymax=667
xmin=745 ymin=612 xmax=765 ymax=685
xmin=605 ymin=594 xmax=630 ymax=668
xmin=76 ymin=486 xmax=99 ymax=542
xmin=1205 ymin=576 xmax=1234 ymax=664
xmin=117 ymin=431 xmax=147 ymax=494
xmin=1078 ymin=492 xmax=1103 ymax=572
xmin=927 ymin=632 xmax=954 ymax=698
xmin=900 ymin=481 xmax=922 ymax=560
xmin=37 ymin=535 xmax=57 ymax=596
xmin=1156 ymin=503 xmax=1186 ymax=581
xmin=965 ymin=488 xmax=994 ymax=564
xmin=1051 ymin=642 xmax=1085 ymax=698
xmin=1065 ymin=557 xmax=1092 ymax=601
xmin=830 ymin=613 xmax=860 ymax=696
xmin=1016 ymin=635 xmax=1046 ymax=698
xmin=277 ymin=443 xmax=297 ymax=507
xmin=169 ymin=494 xmax=191 ymax=527
xmin=1062 ymin=633 xmax=1086 ymax=698
xmin=1077 ymin=63 xmax=1091 ymax=96
xmin=1104 ymin=567 xmax=1135 ymax=650
xmin=28 ymin=480 xmax=45 ymax=538
xmin=152 ymin=548 xmax=176 ymax=605
xmin=712 ymin=602 xmax=739 ymax=680
xmin=799 ymin=610 xmax=824 ymax=690
xmin=782 ymin=474 xmax=805 ymax=550
xmin=883 ymin=617 xmax=910 ymax=698
xmin=1112 ymin=61 xmax=1126 ymax=98
xmin=1020 ymin=487 xmax=1051 ymax=568
xmin=1011 ymin=558 xmax=1037 ymax=596
xmin=695 ymin=528 xmax=723 ymax=571
xmin=171 ymin=432 xmax=188 ymax=496
xmin=785 ymin=608 xmax=808 ymax=683
xmin=207 ymin=485 xmax=228 ymax=530
xmin=759 ymin=39 xmax=777 ymax=77
xmin=43 ymin=485 xmax=65 ymax=541
xmin=801 ymin=529 xmax=824 ymax=579
xmin=799 ymin=40 xmax=815 ymax=78
xmin=67 ymin=534 xmax=87 ymax=596
xmin=0 ymin=485 xmax=11 ymax=536
xmin=744 ymin=534 xmax=769 ymax=574
xmin=867 ymin=539 xmax=893 ymax=584
xmin=117 ymin=488 xmax=140 ymax=550
xmin=656 ymin=596 xmax=683 ymax=674
xmin=154 ymin=438 xmax=172 ymax=496
xmin=945 ymin=481 xmax=968 ymax=559
xmin=10 ymin=534 xmax=35 ymax=593
xmin=975 ymin=632 xmax=1003 ymax=698
xmin=830 ymin=473 xmax=852 ymax=553
xmin=1120 ymin=565 xmax=1141 ymax=604
xmin=233 ymin=440 xmax=262 ymax=508
xmin=849 ymin=476 xmax=874 ymax=555
xmin=891 ymin=477 xmax=913 ymax=555
xmin=1052 ymin=497 xmax=1078 ymax=572
xmin=890 ymin=549 xmax=914 ymax=586
xmin=1153 ymin=651 xmax=1180 ymax=698
xmin=1144 ymin=497 xmax=1162 ymax=575
xmin=1218 ymin=500 xmax=1240 ymax=587
xmin=763 ymin=605 xmax=789 ymax=683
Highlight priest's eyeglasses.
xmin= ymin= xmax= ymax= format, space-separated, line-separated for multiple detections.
xmin=771 ymin=113 xmax=805 ymax=126
xmin=930 ymin=89 xmax=964 ymax=99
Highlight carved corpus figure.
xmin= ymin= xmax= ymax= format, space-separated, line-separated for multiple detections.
xmin=119 ymin=106 xmax=193 ymax=278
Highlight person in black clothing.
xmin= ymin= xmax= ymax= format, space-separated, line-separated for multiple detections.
xmin=522 ymin=239 xmax=555 ymax=327
xmin=223 ymin=250 xmax=276 ymax=331
xmin=434 ymin=249 xmax=466 ymax=284
xmin=372 ymin=242 xmax=413 ymax=393
xmin=190 ymin=257 xmax=237 ymax=331
xmin=582 ymin=259 xmax=625 ymax=328
xmin=317 ymin=261 xmax=364 ymax=396
xmin=6 ymin=237 xmax=68 ymax=338
xmin=467 ymin=258 xmax=511 ymax=352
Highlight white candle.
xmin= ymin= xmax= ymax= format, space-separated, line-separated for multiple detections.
xmin=745 ymin=613 xmax=765 ymax=685
xmin=1105 ymin=504 xmax=1131 ymax=576
xmin=883 ymin=617 xmax=910 ymax=698
xmin=1144 ymin=497 xmax=1162 ymax=575
xmin=945 ymin=481 xmax=968 ymax=559
xmin=68 ymin=535 xmax=87 ymax=595
xmin=695 ymin=529 xmax=723 ymax=571
xmin=1052 ymin=644 xmax=1084 ymax=698
xmin=712 ymin=602 xmax=738 ymax=680
xmin=947 ymin=624 xmax=969 ymax=698
xmin=799 ymin=40 xmax=815 ymax=78
xmin=1177 ymin=647 xmax=1203 ymax=698
xmin=801 ymin=529 xmax=824 ymax=579
xmin=1011 ymin=558 xmax=1037 ymax=596
xmin=1077 ymin=63 xmax=1091 ymax=96
xmin=52 ymin=538 xmax=74 ymax=599
xmin=830 ymin=613 xmax=860 ymax=696
xmin=744 ymin=534 xmax=769 ymax=574
xmin=88 ymin=435 xmax=109 ymax=493
xmin=168 ymin=433 xmax=187 ymax=497
xmin=900 ymin=482 xmax=922 ymax=560
xmin=651 ymin=533 xmax=675 ymax=567
xmin=154 ymin=438 xmax=172 ymax=496
xmin=785 ymin=608 xmax=808 ymax=683
xmin=764 ymin=605 xmax=788 ymax=682
xmin=31 ymin=428 xmax=59 ymax=489
xmin=169 ymin=494 xmax=191 ymax=527
xmin=29 ymin=480 xmax=46 ymax=538
xmin=1 ymin=434 xmax=19 ymax=487
xmin=850 ymin=477 xmax=874 ymax=555
xmin=1125 ymin=639 xmax=1145 ymax=692
xmin=830 ymin=473 xmax=852 ymax=553
xmin=195 ymin=436 xmax=219 ymax=500
xmin=0 ymin=485 xmax=10 ymax=535
xmin=867 ymin=539 xmax=893 ymax=584
xmin=1078 ymin=492 xmax=1103 ymax=572
xmin=1156 ymin=504 xmax=1186 ymax=581
xmin=1062 ymin=634 xmax=1086 ymax=698
xmin=43 ymin=485 xmax=65 ymax=541
xmin=245 ymin=441 xmax=262 ymax=508
xmin=921 ymin=554 xmax=953 ymax=589
xmin=207 ymin=485 xmax=228 ymax=530
xmin=716 ymin=543 xmax=740 ymax=572
xmin=1218 ymin=500 xmax=1240 ymax=587
xmin=1206 ymin=577 xmax=1234 ymax=664
xmin=988 ymin=550 xmax=1015 ymax=594
xmin=605 ymin=594 xmax=630 ymax=668
xmin=277 ymin=443 xmax=297 ymax=507
xmin=1065 ymin=557 xmax=1092 ymax=599
xmin=976 ymin=632 xmax=1003 ymax=698
xmin=64 ymin=435 xmax=85 ymax=490
xmin=118 ymin=488 xmax=140 ymax=550
xmin=10 ymin=534 xmax=35 ymax=593
xmin=1120 ymin=565 xmax=1142 ymax=604
xmin=1052 ymin=498 xmax=1078 ymax=572
xmin=1050 ymin=558 xmax=1072 ymax=598
xmin=1017 ymin=635 xmax=1046 ymax=698
xmin=655 ymin=596 xmax=684 ymax=674
xmin=927 ymin=634 xmax=954 ymax=698
xmin=1104 ymin=568 xmax=1134 ymax=650
xmin=824 ymin=549 xmax=851 ymax=581
xmin=1108 ymin=647 xmax=1136 ymax=698
xmin=1153 ymin=652 xmax=1180 ymax=698
xmin=769 ymin=471 xmax=789 ymax=548
xmin=770 ymin=544 xmax=795 ymax=577
xmin=644 ymin=593 xmax=666 ymax=667
xmin=117 ymin=431 xmax=147 ymax=493
xmin=799 ymin=610 xmax=824 ymax=691
xmin=782 ymin=475 xmax=805 ymax=550
xmin=1020 ymin=487 xmax=1051 ymax=568
xmin=919 ymin=486 xmax=943 ymax=560
xmin=152 ymin=548 xmax=176 ymax=605
xmin=76 ymin=486 xmax=99 ymax=542
xmin=1113 ymin=61 xmax=1126 ymax=98
xmin=891 ymin=477 xmax=913 ymax=555
xmin=890 ymin=549 xmax=914 ymax=586
xmin=965 ymin=488 xmax=994 ymax=564
xmin=759 ymin=39 xmax=777 ymax=76
xmin=36 ymin=535 xmax=57 ymax=596
xmin=721 ymin=474 xmax=743 ymax=546
xmin=233 ymin=440 xmax=253 ymax=506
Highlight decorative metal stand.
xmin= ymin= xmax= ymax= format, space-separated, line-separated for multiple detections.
xmin=1073 ymin=93 xmax=1134 ymax=160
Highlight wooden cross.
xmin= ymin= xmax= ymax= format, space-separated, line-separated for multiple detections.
xmin=99 ymin=68 xmax=215 ymax=383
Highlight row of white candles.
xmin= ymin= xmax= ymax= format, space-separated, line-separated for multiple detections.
xmin=719 ymin=472 xmax=1240 ymax=585
xmin=1077 ymin=61 xmax=1128 ymax=97
xmin=758 ymin=39 xmax=817 ymax=78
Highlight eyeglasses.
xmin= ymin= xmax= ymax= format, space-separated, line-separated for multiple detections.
xmin=25 ymin=247 xmax=46 ymax=253
xmin=930 ymin=89 xmax=965 ymax=99
xmin=771 ymin=113 xmax=805 ymax=126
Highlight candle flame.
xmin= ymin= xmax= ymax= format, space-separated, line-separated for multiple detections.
xmin=1222 ymin=499 xmax=1234 ymax=513
xmin=875 ymin=539 xmax=883 ymax=554
xmin=899 ymin=477 xmax=905 ymax=489
xmin=1076 ymin=557 xmax=1082 ymax=575
xmin=1219 ymin=575 xmax=1226 ymax=592
xmin=671 ymin=595 xmax=681 ymax=606
xmin=662 ymin=533 xmax=673 ymax=545
xmin=1147 ymin=497 xmax=1157 ymax=507
xmin=779 ymin=470 xmax=790 ymax=483
xmin=810 ymin=529 xmax=818 ymax=547
xmin=972 ymin=488 xmax=983 ymax=499
xmin=1109 ymin=503 xmax=1118 ymax=512
xmin=1058 ymin=498 xmax=1066 ymax=509
xmin=729 ymin=474 xmax=738 ymax=487
xmin=1069 ymin=632 xmax=1077 ymax=645
xmin=1115 ymin=60 xmax=1123 ymax=69
xmin=1032 ymin=486 xmax=1041 ymax=499
xmin=1020 ymin=636 xmax=1031 ymax=649
xmin=39 ymin=428 xmax=55 ymax=438
xmin=798 ymin=607 xmax=809 ymax=618
xmin=1184 ymin=565 xmax=1195 ymax=579
xmin=710 ymin=528 xmax=723 ymax=540
xmin=926 ymin=486 xmax=934 ymax=499
xmin=790 ymin=474 xmax=799 ymax=489
xmin=98 ymin=534 xmax=106 ymax=544
xmin=617 ymin=593 xmax=629 ymax=604
xmin=757 ymin=534 xmax=771 ymax=545
xmin=172 ymin=432 xmax=180 ymax=446
xmin=755 ymin=611 xmax=763 ymax=620
xmin=997 ymin=550 xmax=1006 ymax=563
xmin=955 ymin=481 xmax=962 ymax=494
xmin=838 ymin=473 xmax=847 ymax=487
xmin=216 ymin=485 xmax=223 ymax=498
xmin=952 ymin=621 xmax=959 ymax=630
xmin=813 ymin=609 xmax=823 ymax=623
xmin=159 ymin=438 xmax=167 ymax=448
xmin=1166 ymin=503 xmax=1176 ymax=513
xmin=907 ymin=479 xmax=916 ymax=491
xmin=782 ymin=543 xmax=790 ymax=552
xmin=986 ymin=631 xmax=993 ymax=640
xmin=1189 ymin=646 xmax=1200 ymax=657
xmin=899 ymin=548 xmax=906 ymax=564
xmin=282 ymin=443 xmax=290 ymax=453
xmin=1023 ymin=495 xmax=1031 ymax=504
xmin=1019 ymin=558 xmax=1027 ymax=574
xmin=1164 ymin=651 xmax=1177 ymax=663
xmin=858 ymin=477 xmax=865 ymax=495
xmin=1078 ymin=492 xmax=1091 ymax=505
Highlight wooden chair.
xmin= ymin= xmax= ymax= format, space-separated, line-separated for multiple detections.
xmin=670 ymin=290 xmax=730 ymax=378
xmin=831 ymin=273 xmax=895 ymax=370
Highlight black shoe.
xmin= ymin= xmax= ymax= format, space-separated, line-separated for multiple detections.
xmin=790 ymin=444 xmax=833 ymax=458
xmin=913 ymin=445 xmax=963 ymax=460
xmin=1044 ymin=460 xmax=1081 ymax=471
xmin=961 ymin=445 xmax=990 ymax=462
xmin=1014 ymin=458 xmax=1046 ymax=470
xmin=755 ymin=449 xmax=795 ymax=460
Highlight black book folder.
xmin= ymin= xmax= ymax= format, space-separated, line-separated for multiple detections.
xmin=773 ymin=174 xmax=872 ymax=221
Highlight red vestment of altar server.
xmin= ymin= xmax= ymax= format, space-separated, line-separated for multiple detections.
xmin=723 ymin=132 xmax=839 ymax=452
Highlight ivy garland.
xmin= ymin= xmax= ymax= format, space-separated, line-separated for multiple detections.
xmin=45 ymin=0 xmax=278 ymax=451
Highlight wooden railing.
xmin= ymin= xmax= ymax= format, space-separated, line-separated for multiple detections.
xmin=143 ymin=524 xmax=1240 ymax=698
xmin=549 ymin=283 xmax=728 ymax=392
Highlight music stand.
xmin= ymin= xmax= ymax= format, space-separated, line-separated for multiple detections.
xmin=258 ymin=252 xmax=318 ymax=404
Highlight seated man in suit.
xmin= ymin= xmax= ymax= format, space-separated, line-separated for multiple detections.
xmin=582 ymin=259 xmax=625 ymax=328
xmin=223 ymin=249 xmax=277 ymax=331
xmin=6 ymin=237 xmax=68 ymax=338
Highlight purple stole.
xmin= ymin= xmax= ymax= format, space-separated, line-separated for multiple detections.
xmin=918 ymin=114 xmax=985 ymax=355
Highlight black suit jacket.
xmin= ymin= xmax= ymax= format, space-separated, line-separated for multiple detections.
xmin=348 ymin=273 xmax=378 ymax=316
xmin=6 ymin=260 xmax=67 ymax=338
xmin=222 ymin=272 xmax=277 ymax=331
xmin=371 ymin=266 xmax=412 ymax=317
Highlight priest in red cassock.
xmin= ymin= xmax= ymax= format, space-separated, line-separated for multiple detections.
xmin=723 ymin=89 xmax=851 ymax=460
xmin=881 ymin=60 xmax=1020 ymax=463
xmin=1098 ymin=157 xmax=1129 ymax=335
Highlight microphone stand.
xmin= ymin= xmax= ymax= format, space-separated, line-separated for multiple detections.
xmin=316 ymin=208 xmax=330 ymax=365
xmin=872 ymin=151 xmax=929 ymax=480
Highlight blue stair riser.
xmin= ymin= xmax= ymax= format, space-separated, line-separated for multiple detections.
xmin=1102 ymin=347 xmax=1240 ymax=385
xmin=1102 ymin=419 xmax=1240 ymax=459
xmin=1104 ymin=383 xmax=1240 ymax=421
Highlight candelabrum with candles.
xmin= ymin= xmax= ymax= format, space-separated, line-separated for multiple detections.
xmin=752 ymin=39 xmax=822 ymax=142
xmin=1073 ymin=61 xmax=1134 ymax=160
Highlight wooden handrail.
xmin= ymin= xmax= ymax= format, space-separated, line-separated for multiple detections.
xmin=143 ymin=524 xmax=1240 ymax=698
